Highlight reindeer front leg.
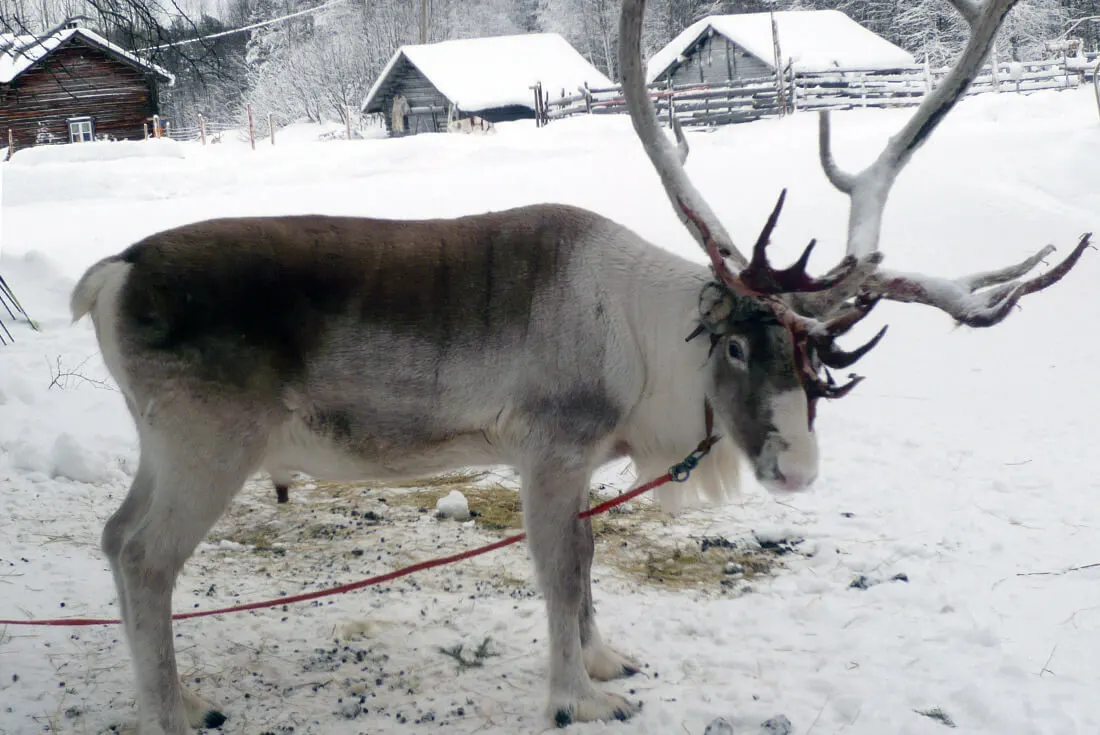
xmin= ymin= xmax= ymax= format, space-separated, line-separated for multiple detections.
xmin=522 ymin=454 xmax=641 ymax=726
xmin=579 ymin=514 xmax=641 ymax=681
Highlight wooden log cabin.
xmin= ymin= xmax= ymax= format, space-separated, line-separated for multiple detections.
xmin=646 ymin=10 xmax=914 ymax=87
xmin=1 ymin=23 xmax=174 ymax=150
xmin=361 ymin=33 xmax=611 ymax=136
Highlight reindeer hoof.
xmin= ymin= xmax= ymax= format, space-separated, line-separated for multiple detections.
xmin=203 ymin=710 xmax=227 ymax=729
xmin=551 ymin=690 xmax=641 ymax=727
xmin=183 ymin=688 xmax=225 ymax=729
xmin=583 ymin=642 xmax=642 ymax=681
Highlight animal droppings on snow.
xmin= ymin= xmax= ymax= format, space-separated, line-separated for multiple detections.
xmin=752 ymin=532 xmax=803 ymax=556
xmin=703 ymin=716 xmax=735 ymax=735
xmin=435 ymin=490 xmax=471 ymax=520
xmin=915 ymin=707 xmax=957 ymax=728
xmin=49 ymin=433 xmax=106 ymax=484
xmin=760 ymin=714 xmax=793 ymax=735
xmin=849 ymin=572 xmax=911 ymax=590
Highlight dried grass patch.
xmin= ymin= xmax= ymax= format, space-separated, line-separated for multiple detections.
xmin=209 ymin=473 xmax=796 ymax=593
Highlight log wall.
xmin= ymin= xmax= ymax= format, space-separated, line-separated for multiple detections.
xmin=1 ymin=37 xmax=160 ymax=149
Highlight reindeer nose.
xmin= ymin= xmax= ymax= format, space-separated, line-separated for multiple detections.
xmin=771 ymin=466 xmax=817 ymax=493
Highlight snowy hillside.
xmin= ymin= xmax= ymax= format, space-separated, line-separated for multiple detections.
xmin=1 ymin=88 xmax=1099 ymax=735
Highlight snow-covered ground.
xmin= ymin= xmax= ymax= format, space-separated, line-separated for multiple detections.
xmin=1 ymin=91 xmax=1098 ymax=735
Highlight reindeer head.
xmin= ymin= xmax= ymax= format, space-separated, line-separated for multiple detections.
xmin=681 ymin=192 xmax=885 ymax=491
xmin=619 ymin=0 xmax=1091 ymax=493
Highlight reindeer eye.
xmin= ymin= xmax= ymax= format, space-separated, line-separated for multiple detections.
xmin=726 ymin=338 xmax=748 ymax=365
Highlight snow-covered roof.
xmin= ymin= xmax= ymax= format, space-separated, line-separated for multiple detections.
xmin=0 ymin=26 xmax=174 ymax=85
xmin=647 ymin=10 xmax=915 ymax=82
xmin=362 ymin=32 xmax=612 ymax=114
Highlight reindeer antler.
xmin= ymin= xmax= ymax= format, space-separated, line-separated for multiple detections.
xmin=619 ymin=0 xmax=880 ymax=406
xmin=622 ymin=0 xmax=1089 ymax=406
xmin=808 ymin=0 xmax=1091 ymax=322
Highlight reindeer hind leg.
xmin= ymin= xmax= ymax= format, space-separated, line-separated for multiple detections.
xmin=112 ymin=417 xmax=262 ymax=734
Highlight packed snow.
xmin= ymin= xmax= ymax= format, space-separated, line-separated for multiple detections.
xmin=363 ymin=33 xmax=613 ymax=115
xmin=436 ymin=491 xmax=471 ymax=521
xmin=1 ymin=87 xmax=1099 ymax=735
xmin=647 ymin=10 xmax=917 ymax=82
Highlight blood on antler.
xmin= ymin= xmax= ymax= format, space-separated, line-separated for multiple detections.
xmin=619 ymin=0 xmax=1090 ymax=405
xmin=619 ymin=0 xmax=882 ymax=404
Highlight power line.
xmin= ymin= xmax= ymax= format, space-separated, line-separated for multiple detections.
xmin=134 ymin=0 xmax=350 ymax=52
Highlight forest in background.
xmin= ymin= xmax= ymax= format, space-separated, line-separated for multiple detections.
xmin=2 ymin=0 xmax=1098 ymax=131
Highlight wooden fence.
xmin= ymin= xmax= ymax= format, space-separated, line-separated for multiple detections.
xmin=166 ymin=115 xmax=245 ymax=144
xmin=546 ymin=53 xmax=1100 ymax=129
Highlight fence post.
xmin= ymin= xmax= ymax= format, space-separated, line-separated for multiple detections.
xmin=788 ymin=66 xmax=797 ymax=112
xmin=6 ymin=128 xmax=12 ymax=157
xmin=143 ymin=123 xmax=149 ymax=140
xmin=269 ymin=113 xmax=275 ymax=145
xmin=198 ymin=114 xmax=206 ymax=146
xmin=583 ymin=82 xmax=592 ymax=114
xmin=530 ymin=83 xmax=547 ymax=126
xmin=247 ymin=104 xmax=255 ymax=150
xmin=770 ymin=12 xmax=788 ymax=116
xmin=1093 ymin=58 xmax=1100 ymax=121
xmin=152 ymin=114 xmax=161 ymax=138
xmin=344 ymin=106 xmax=352 ymax=140
xmin=666 ymin=78 xmax=674 ymax=126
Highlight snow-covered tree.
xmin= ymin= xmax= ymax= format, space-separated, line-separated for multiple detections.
xmin=998 ymin=0 xmax=1069 ymax=59
xmin=244 ymin=4 xmax=375 ymax=127
xmin=538 ymin=0 xmax=622 ymax=77
xmin=433 ymin=0 xmax=525 ymax=39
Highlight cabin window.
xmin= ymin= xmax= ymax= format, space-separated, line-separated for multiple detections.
xmin=67 ymin=117 xmax=94 ymax=143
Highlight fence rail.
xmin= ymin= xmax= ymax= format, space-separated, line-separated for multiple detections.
xmin=546 ymin=54 xmax=1099 ymax=128
xmin=165 ymin=118 xmax=238 ymax=143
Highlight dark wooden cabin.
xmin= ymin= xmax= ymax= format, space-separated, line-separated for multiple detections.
xmin=654 ymin=30 xmax=773 ymax=88
xmin=1 ymin=24 xmax=174 ymax=149
xmin=647 ymin=10 xmax=914 ymax=87
xmin=361 ymin=33 xmax=612 ymax=137
xmin=362 ymin=52 xmax=460 ymax=136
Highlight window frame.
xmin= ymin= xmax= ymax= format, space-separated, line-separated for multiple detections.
xmin=67 ymin=116 xmax=94 ymax=143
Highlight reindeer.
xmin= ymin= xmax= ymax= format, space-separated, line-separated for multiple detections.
xmin=68 ymin=0 xmax=1087 ymax=731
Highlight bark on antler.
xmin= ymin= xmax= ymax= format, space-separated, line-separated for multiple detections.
xmin=619 ymin=0 xmax=879 ymax=404
xmin=810 ymin=0 xmax=1091 ymax=323
xmin=618 ymin=0 xmax=746 ymax=275
xmin=618 ymin=0 xmax=873 ymax=300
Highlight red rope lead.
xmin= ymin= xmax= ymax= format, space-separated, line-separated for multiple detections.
xmin=0 ymin=471 xmax=675 ymax=628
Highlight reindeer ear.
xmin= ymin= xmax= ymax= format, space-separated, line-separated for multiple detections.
xmin=698 ymin=282 xmax=734 ymax=333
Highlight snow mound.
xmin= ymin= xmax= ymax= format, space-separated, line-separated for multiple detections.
xmin=10 ymin=138 xmax=186 ymax=165
xmin=435 ymin=490 xmax=470 ymax=520
xmin=50 ymin=433 xmax=109 ymax=484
